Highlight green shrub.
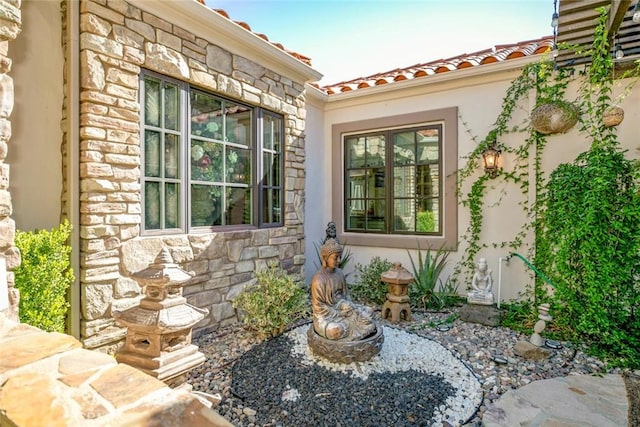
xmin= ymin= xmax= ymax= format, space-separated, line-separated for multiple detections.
xmin=232 ymin=263 xmax=309 ymax=339
xmin=350 ymin=256 xmax=393 ymax=305
xmin=537 ymin=145 xmax=640 ymax=368
xmin=14 ymin=220 xmax=74 ymax=333
xmin=408 ymin=244 xmax=450 ymax=310
xmin=416 ymin=211 xmax=435 ymax=232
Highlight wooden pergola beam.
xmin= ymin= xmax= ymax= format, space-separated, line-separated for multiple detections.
xmin=607 ymin=0 xmax=632 ymax=42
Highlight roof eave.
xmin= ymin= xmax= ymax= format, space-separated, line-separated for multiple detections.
xmin=314 ymin=54 xmax=545 ymax=103
xmin=128 ymin=0 xmax=323 ymax=84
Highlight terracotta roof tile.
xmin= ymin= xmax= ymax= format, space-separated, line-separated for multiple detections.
xmin=199 ymin=2 xmax=313 ymax=67
xmin=320 ymin=36 xmax=554 ymax=95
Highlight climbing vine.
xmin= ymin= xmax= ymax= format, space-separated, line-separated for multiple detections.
xmin=456 ymin=6 xmax=640 ymax=367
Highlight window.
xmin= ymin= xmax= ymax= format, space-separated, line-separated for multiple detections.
xmin=345 ymin=125 xmax=442 ymax=234
xmin=141 ymin=71 xmax=284 ymax=233
xmin=332 ymin=108 xmax=458 ymax=250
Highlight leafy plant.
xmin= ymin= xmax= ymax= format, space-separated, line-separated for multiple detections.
xmin=232 ymin=263 xmax=310 ymax=339
xmin=416 ymin=211 xmax=435 ymax=232
xmin=349 ymin=256 xmax=393 ymax=305
xmin=408 ymin=244 xmax=450 ymax=310
xmin=14 ymin=220 xmax=74 ymax=333
xmin=435 ymin=277 xmax=464 ymax=308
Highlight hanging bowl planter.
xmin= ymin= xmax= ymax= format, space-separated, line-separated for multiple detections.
xmin=530 ymin=101 xmax=579 ymax=135
xmin=603 ymin=105 xmax=624 ymax=127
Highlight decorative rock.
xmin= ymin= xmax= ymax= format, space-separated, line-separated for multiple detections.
xmin=459 ymin=304 xmax=501 ymax=327
xmin=529 ymin=303 xmax=552 ymax=347
xmin=513 ymin=340 xmax=551 ymax=361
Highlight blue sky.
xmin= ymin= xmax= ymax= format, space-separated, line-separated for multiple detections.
xmin=205 ymin=1 xmax=554 ymax=85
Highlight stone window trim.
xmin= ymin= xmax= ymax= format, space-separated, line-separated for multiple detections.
xmin=331 ymin=107 xmax=458 ymax=251
xmin=139 ymin=69 xmax=285 ymax=235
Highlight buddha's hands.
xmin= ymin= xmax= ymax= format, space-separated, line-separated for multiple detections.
xmin=338 ymin=300 xmax=353 ymax=315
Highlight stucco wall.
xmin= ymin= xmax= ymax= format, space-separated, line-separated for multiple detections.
xmin=9 ymin=0 xmax=64 ymax=232
xmin=76 ymin=0 xmax=312 ymax=351
xmin=302 ymin=95 xmax=328 ymax=283
xmin=306 ymin=64 xmax=640 ymax=303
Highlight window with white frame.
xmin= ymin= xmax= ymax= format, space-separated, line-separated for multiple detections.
xmin=141 ymin=71 xmax=284 ymax=233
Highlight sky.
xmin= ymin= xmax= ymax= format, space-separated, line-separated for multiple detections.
xmin=205 ymin=0 xmax=555 ymax=85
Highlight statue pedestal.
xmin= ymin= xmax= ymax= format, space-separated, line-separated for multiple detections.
xmin=459 ymin=304 xmax=501 ymax=327
xmin=307 ymin=324 xmax=384 ymax=364
xmin=381 ymin=293 xmax=411 ymax=323
xmin=467 ymin=292 xmax=494 ymax=306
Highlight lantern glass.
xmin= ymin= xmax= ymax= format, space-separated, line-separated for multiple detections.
xmin=482 ymin=147 xmax=500 ymax=178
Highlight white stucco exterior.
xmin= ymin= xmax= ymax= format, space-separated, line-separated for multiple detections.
xmin=10 ymin=0 xmax=64 ymax=232
xmin=304 ymin=58 xmax=640 ymax=303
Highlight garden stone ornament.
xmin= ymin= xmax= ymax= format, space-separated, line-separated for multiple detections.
xmin=467 ymin=258 xmax=495 ymax=305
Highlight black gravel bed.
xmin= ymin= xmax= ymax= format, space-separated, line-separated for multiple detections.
xmin=230 ymin=333 xmax=457 ymax=427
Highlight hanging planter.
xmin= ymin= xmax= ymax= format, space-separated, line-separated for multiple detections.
xmin=603 ymin=105 xmax=624 ymax=127
xmin=530 ymin=101 xmax=579 ymax=135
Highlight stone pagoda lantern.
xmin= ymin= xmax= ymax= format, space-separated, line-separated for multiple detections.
xmin=114 ymin=247 xmax=208 ymax=386
xmin=380 ymin=262 xmax=413 ymax=323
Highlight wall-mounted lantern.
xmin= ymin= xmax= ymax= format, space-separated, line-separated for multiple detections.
xmin=482 ymin=146 xmax=501 ymax=178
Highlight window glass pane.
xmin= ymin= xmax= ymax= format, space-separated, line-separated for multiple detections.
xmin=417 ymin=200 xmax=439 ymax=233
xmin=191 ymin=140 xmax=222 ymax=182
xmin=347 ymin=200 xmax=365 ymax=229
xmin=165 ymin=183 xmax=179 ymax=228
xmin=393 ymin=166 xmax=415 ymax=198
xmin=272 ymin=117 xmax=282 ymax=152
xmin=145 ymin=131 xmax=161 ymax=177
xmin=346 ymin=137 xmax=366 ymax=168
xmin=347 ymin=170 xmax=365 ymax=200
xmin=191 ymin=185 xmax=222 ymax=227
xmin=226 ymin=105 xmax=251 ymax=146
xmin=262 ymin=152 xmax=273 ymax=186
xmin=227 ymin=147 xmax=251 ymax=184
xmin=145 ymin=181 xmax=161 ymax=230
xmin=262 ymin=152 xmax=280 ymax=187
xmin=164 ymin=83 xmax=180 ymax=131
xmin=393 ymin=199 xmax=413 ymax=231
xmin=417 ymin=164 xmax=439 ymax=197
xmin=417 ymin=128 xmax=439 ymax=162
xmin=366 ymin=199 xmax=385 ymax=231
xmin=165 ymin=134 xmax=179 ymax=179
xmin=366 ymin=135 xmax=385 ymax=167
xmin=263 ymin=115 xmax=274 ymax=150
xmin=191 ymin=92 xmax=223 ymax=140
xmin=262 ymin=188 xmax=281 ymax=223
xmin=145 ymin=78 xmax=161 ymax=127
xmin=394 ymin=132 xmax=415 ymax=166
xmin=226 ymin=187 xmax=251 ymax=225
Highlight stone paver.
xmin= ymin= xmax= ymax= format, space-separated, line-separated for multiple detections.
xmin=483 ymin=374 xmax=628 ymax=427
xmin=0 ymin=313 xmax=233 ymax=427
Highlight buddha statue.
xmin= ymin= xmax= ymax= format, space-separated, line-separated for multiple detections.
xmin=467 ymin=257 xmax=495 ymax=305
xmin=310 ymin=237 xmax=375 ymax=341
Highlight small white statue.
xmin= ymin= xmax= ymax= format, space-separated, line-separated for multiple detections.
xmin=467 ymin=258 xmax=494 ymax=305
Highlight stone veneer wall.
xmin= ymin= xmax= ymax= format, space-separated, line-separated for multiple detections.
xmin=76 ymin=0 xmax=308 ymax=351
xmin=0 ymin=0 xmax=21 ymax=322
